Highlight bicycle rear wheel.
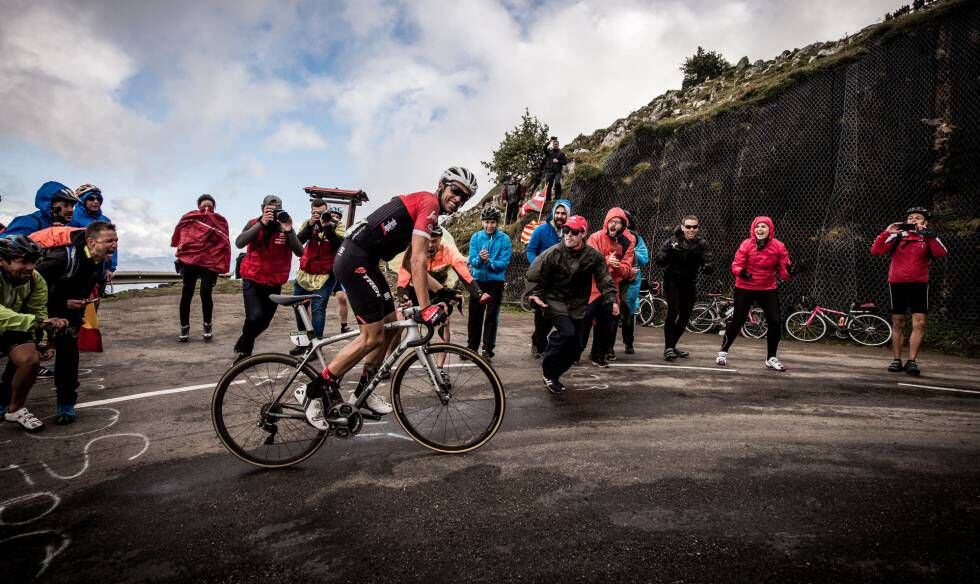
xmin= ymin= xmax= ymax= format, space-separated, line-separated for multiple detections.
xmin=638 ymin=297 xmax=655 ymax=326
xmin=686 ymin=303 xmax=714 ymax=333
xmin=391 ymin=344 xmax=505 ymax=454
xmin=649 ymin=298 xmax=668 ymax=328
xmin=785 ymin=311 xmax=825 ymax=342
xmin=212 ymin=353 xmax=328 ymax=468
xmin=741 ymin=307 xmax=768 ymax=339
xmin=848 ymin=314 xmax=892 ymax=346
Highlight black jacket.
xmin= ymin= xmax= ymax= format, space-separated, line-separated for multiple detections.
xmin=541 ymin=146 xmax=567 ymax=174
xmin=654 ymin=225 xmax=714 ymax=283
xmin=35 ymin=231 xmax=106 ymax=324
xmin=525 ymin=242 xmax=617 ymax=320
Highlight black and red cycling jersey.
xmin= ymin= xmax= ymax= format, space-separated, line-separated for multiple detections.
xmin=348 ymin=191 xmax=440 ymax=260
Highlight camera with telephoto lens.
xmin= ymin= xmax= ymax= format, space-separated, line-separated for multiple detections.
xmin=275 ymin=209 xmax=290 ymax=223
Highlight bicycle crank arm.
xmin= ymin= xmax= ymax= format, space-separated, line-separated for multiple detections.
xmin=359 ymin=412 xmax=382 ymax=421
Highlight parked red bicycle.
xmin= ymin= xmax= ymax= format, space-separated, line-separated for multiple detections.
xmin=784 ymin=296 xmax=892 ymax=346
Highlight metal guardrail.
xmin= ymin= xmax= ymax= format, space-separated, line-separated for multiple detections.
xmin=111 ymin=271 xmax=232 ymax=285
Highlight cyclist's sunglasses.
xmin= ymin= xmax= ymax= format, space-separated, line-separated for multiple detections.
xmin=683 ymin=224 xmax=700 ymax=230
xmin=448 ymin=183 xmax=472 ymax=201
xmin=561 ymin=227 xmax=585 ymax=236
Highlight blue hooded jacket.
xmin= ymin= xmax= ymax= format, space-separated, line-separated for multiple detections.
xmin=70 ymin=189 xmax=117 ymax=271
xmin=2 ymin=181 xmax=74 ymax=238
xmin=625 ymin=234 xmax=650 ymax=314
xmin=468 ymin=227 xmax=513 ymax=282
xmin=525 ymin=198 xmax=572 ymax=263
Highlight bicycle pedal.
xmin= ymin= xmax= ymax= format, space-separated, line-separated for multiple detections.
xmin=360 ymin=412 xmax=382 ymax=421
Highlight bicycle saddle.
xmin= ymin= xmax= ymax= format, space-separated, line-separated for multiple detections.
xmin=269 ymin=294 xmax=321 ymax=306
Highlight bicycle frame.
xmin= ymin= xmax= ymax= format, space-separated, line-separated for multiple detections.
xmin=802 ymin=305 xmax=848 ymax=328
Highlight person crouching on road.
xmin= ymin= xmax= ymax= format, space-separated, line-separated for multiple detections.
xmin=467 ymin=206 xmax=512 ymax=360
xmin=171 ymin=194 xmax=231 ymax=342
xmin=526 ymin=215 xmax=618 ymax=395
xmin=581 ymin=207 xmax=635 ymax=367
xmin=870 ymin=206 xmax=948 ymax=376
xmin=290 ymin=199 xmax=344 ymax=353
xmin=233 ymin=195 xmax=303 ymax=363
xmin=716 ymin=216 xmax=798 ymax=371
xmin=656 ymin=214 xmax=714 ymax=360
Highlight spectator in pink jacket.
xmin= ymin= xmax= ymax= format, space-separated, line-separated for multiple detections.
xmin=716 ymin=216 xmax=798 ymax=371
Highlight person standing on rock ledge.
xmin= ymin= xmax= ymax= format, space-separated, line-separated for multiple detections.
xmin=539 ymin=136 xmax=567 ymax=203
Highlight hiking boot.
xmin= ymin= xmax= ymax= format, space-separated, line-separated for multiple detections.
xmin=664 ymin=348 xmax=678 ymax=361
xmin=340 ymin=323 xmax=352 ymax=334
xmin=765 ymin=357 xmax=786 ymax=372
xmin=606 ymin=348 xmax=617 ymax=361
xmin=674 ymin=348 xmax=690 ymax=359
xmin=481 ymin=349 xmax=494 ymax=360
xmin=54 ymin=404 xmax=76 ymax=425
xmin=233 ymin=352 xmax=250 ymax=365
xmin=5 ymin=407 xmax=44 ymax=432
xmin=38 ymin=366 xmax=54 ymax=379
xmin=887 ymin=359 xmax=905 ymax=373
xmin=202 ymin=322 xmax=213 ymax=342
xmin=716 ymin=351 xmax=728 ymax=367
xmin=905 ymin=360 xmax=921 ymax=376
xmin=624 ymin=345 xmax=635 ymax=355
xmin=590 ymin=356 xmax=609 ymax=368
xmin=531 ymin=347 xmax=543 ymax=359
xmin=178 ymin=325 xmax=190 ymax=343
xmin=543 ymin=376 xmax=566 ymax=395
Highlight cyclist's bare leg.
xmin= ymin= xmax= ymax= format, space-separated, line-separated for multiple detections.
xmin=324 ymin=315 xmax=391 ymax=381
xmin=908 ymin=313 xmax=926 ymax=361
xmin=6 ymin=343 xmax=40 ymax=412
xmin=890 ymin=314 xmax=907 ymax=360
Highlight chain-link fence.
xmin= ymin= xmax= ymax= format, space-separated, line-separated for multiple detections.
xmin=488 ymin=6 xmax=979 ymax=352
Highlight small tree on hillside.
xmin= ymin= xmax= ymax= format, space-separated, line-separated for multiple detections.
xmin=681 ymin=46 xmax=731 ymax=89
xmin=481 ymin=108 xmax=550 ymax=185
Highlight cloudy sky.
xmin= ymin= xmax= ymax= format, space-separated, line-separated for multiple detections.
xmin=0 ymin=0 xmax=896 ymax=268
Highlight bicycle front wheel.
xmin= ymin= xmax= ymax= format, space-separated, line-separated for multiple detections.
xmin=649 ymin=298 xmax=668 ymax=328
xmin=391 ymin=344 xmax=505 ymax=454
xmin=741 ymin=307 xmax=768 ymax=339
xmin=212 ymin=353 xmax=328 ymax=468
xmin=638 ymin=298 xmax=655 ymax=326
xmin=848 ymin=314 xmax=892 ymax=346
xmin=686 ymin=303 xmax=714 ymax=333
xmin=785 ymin=311 xmax=825 ymax=342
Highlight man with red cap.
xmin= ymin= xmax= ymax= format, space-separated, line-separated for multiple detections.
xmin=525 ymin=215 xmax=618 ymax=394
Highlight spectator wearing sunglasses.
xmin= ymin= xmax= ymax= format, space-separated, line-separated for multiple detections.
xmin=655 ymin=215 xmax=714 ymax=360
xmin=69 ymin=184 xmax=118 ymax=280
xmin=525 ymin=216 xmax=618 ymax=395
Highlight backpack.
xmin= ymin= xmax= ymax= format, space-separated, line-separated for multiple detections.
xmin=29 ymin=226 xmax=85 ymax=281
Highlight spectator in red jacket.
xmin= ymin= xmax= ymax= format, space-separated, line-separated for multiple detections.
xmin=581 ymin=207 xmax=635 ymax=367
xmin=716 ymin=216 xmax=797 ymax=371
xmin=870 ymin=206 xmax=948 ymax=376
xmin=171 ymin=194 xmax=231 ymax=343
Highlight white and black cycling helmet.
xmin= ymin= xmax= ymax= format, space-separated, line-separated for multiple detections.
xmin=52 ymin=185 xmax=80 ymax=204
xmin=430 ymin=224 xmax=444 ymax=237
xmin=480 ymin=206 xmax=502 ymax=221
xmin=905 ymin=206 xmax=930 ymax=220
xmin=0 ymin=235 xmax=43 ymax=262
xmin=440 ymin=166 xmax=478 ymax=197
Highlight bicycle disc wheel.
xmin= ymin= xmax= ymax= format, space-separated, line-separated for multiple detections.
xmin=848 ymin=314 xmax=892 ymax=346
xmin=741 ymin=307 xmax=768 ymax=339
xmin=785 ymin=311 xmax=825 ymax=342
xmin=650 ymin=298 xmax=668 ymax=328
xmin=391 ymin=344 xmax=505 ymax=453
xmin=638 ymin=298 xmax=655 ymax=326
xmin=212 ymin=353 xmax=328 ymax=468
xmin=686 ymin=303 xmax=714 ymax=333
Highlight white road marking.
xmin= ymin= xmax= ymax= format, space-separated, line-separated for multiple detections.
xmin=898 ymin=382 xmax=980 ymax=395
xmin=75 ymin=381 xmax=244 ymax=409
xmin=608 ymin=363 xmax=738 ymax=373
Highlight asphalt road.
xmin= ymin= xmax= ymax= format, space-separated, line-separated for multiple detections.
xmin=2 ymin=292 xmax=979 ymax=583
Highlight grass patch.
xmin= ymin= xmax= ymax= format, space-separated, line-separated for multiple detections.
xmin=571 ymin=163 xmax=605 ymax=184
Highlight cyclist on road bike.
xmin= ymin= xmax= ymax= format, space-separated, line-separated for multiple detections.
xmin=303 ymin=167 xmax=478 ymax=428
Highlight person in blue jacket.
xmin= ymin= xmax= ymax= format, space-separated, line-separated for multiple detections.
xmin=69 ymin=184 xmax=118 ymax=278
xmin=525 ymin=198 xmax=571 ymax=358
xmin=2 ymin=181 xmax=80 ymax=237
xmin=618 ymin=211 xmax=649 ymax=355
xmin=467 ymin=206 xmax=512 ymax=359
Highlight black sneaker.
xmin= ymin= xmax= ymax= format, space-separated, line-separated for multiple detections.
xmin=624 ymin=345 xmax=635 ymax=355
xmin=590 ymin=356 xmax=609 ymax=368
xmin=674 ymin=348 xmax=690 ymax=359
xmin=664 ymin=348 xmax=678 ymax=361
xmin=887 ymin=359 xmax=904 ymax=373
xmin=178 ymin=325 xmax=190 ymax=343
xmin=543 ymin=376 xmax=566 ymax=394
xmin=233 ymin=352 xmax=250 ymax=364
xmin=340 ymin=323 xmax=352 ymax=334
xmin=905 ymin=360 xmax=921 ymax=376
xmin=607 ymin=348 xmax=617 ymax=362
xmin=37 ymin=366 xmax=54 ymax=379
xmin=289 ymin=345 xmax=307 ymax=356
xmin=481 ymin=349 xmax=494 ymax=360
xmin=202 ymin=322 xmax=213 ymax=342
xmin=532 ymin=350 xmax=543 ymax=359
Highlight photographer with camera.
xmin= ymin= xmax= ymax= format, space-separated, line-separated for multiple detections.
xmin=233 ymin=195 xmax=303 ymax=362
xmin=871 ymin=206 xmax=948 ymax=376
xmin=290 ymin=199 xmax=344 ymax=351
xmin=0 ymin=236 xmax=71 ymax=431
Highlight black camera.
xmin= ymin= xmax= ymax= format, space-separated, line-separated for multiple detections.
xmin=898 ymin=222 xmax=917 ymax=231
xmin=275 ymin=209 xmax=290 ymax=223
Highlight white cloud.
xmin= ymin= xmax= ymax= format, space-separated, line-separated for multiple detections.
xmin=264 ymin=122 xmax=328 ymax=152
xmin=110 ymin=197 xmax=175 ymax=260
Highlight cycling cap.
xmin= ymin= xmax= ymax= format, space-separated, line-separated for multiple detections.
xmin=262 ymin=195 xmax=283 ymax=209
xmin=440 ymin=166 xmax=478 ymax=196
xmin=75 ymin=184 xmax=102 ymax=201
xmin=0 ymin=235 xmax=43 ymax=262
xmin=905 ymin=206 xmax=930 ymax=219
xmin=52 ymin=185 xmax=80 ymax=204
xmin=480 ymin=206 xmax=502 ymax=221
xmin=430 ymin=225 xmax=444 ymax=237
xmin=565 ymin=215 xmax=588 ymax=233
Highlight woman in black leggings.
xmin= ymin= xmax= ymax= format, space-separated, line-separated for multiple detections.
xmin=717 ymin=216 xmax=797 ymax=371
xmin=655 ymin=214 xmax=714 ymax=360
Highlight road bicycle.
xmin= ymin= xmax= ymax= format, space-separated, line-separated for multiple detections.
xmin=211 ymin=294 xmax=505 ymax=468
xmin=638 ymin=279 xmax=668 ymax=327
xmin=784 ymin=297 xmax=892 ymax=346
xmin=686 ymin=292 xmax=768 ymax=338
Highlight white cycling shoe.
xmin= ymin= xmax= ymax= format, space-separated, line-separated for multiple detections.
xmin=765 ymin=357 xmax=786 ymax=371
xmin=716 ymin=351 xmax=728 ymax=366
xmin=5 ymin=407 xmax=44 ymax=432
xmin=348 ymin=390 xmax=393 ymax=415
xmin=304 ymin=398 xmax=328 ymax=431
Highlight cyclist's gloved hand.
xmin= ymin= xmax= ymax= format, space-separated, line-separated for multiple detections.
xmin=415 ymin=303 xmax=449 ymax=326
xmin=739 ymin=268 xmax=752 ymax=280
xmin=432 ymin=286 xmax=462 ymax=306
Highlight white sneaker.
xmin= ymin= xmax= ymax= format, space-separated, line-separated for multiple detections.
xmin=765 ymin=357 xmax=786 ymax=371
xmin=5 ymin=407 xmax=44 ymax=432
xmin=716 ymin=351 xmax=728 ymax=366
xmin=349 ymin=390 xmax=393 ymax=415
xmin=304 ymin=398 xmax=328 ymax=430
